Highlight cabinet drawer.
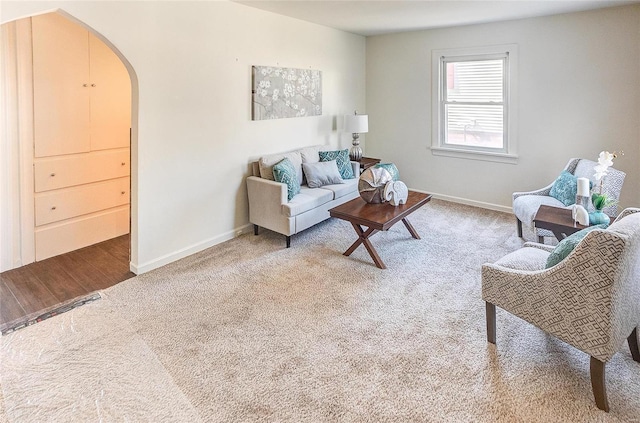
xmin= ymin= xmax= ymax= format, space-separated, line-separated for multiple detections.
xmin=34 ymin=149 xmax=130 ymax=192
xmin=35 ymin=206 xmax=129 ymax=261
xmin=35 ymin=177 xmax=130 ymax=226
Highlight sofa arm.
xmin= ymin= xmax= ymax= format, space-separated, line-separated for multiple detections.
xmin=247 ymin=176 xmax=287 ymax=225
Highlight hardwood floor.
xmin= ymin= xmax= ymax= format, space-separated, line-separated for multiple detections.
xmin=0 ymin=234 xmax=134 ymax=331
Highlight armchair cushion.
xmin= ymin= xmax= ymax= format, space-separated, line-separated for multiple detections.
xmin=549 ymin=171 xmax=578 ymax=206
xmin=545 ymin=224 xmax=608 ymax=268
xmin=494 ymin=247 xmax=549 ymax=271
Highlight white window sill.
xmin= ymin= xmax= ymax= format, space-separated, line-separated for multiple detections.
xmin=430 ymin=146 xmax=518 ymax=164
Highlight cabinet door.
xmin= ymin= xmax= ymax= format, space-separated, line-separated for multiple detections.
xmin=32 ymin=14 xmax=90 ymax=157
xmin=89 ymin=33 xmax=131 ymax=150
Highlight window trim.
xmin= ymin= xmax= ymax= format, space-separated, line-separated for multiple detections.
xmin=431 ymin=44 xmax=518 ymax=164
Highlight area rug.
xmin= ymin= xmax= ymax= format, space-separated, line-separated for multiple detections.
xmin=1 ymin=199 xmax=639 ymax=422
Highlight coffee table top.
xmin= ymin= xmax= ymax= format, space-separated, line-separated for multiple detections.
xmin=329 ymin=191 xmax=432 ymax=231
xmin=534 ymin=205 xmax=588 ymax=235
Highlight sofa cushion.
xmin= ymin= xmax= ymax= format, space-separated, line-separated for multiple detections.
xmin=259 ymin=151 xmax=303 ymax=185
xmin=273 ymin=158 xmax=301 ymax=201
xmin=319 ymin=178 xmax=358 ymax=200
xmin=299 ymin=145 xmax=322 ymax=164
xmin=375 ymin=163 xmax=400 ymax=181
xmin=281 ymin=186 xmax=333 ymax=217
xmin=302 ymin=160 xmax=343 ymax=188
xmin=319 ymin=149 xmax=354 ymax=180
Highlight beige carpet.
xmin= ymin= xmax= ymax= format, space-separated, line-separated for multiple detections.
xmin=1 ymin=199 xmax=639 ymax=422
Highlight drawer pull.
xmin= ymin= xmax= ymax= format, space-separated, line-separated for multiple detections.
xmin=91 ymin=83 xmax=96 ymax=87
xmin=121 ymin=191 xmax=126 ymax=195
xmin=50 ymin=173 xmax=56 ymax=177
xmin=51 ymin=206 xmax=56 ymax=210
xmin=121 ymin=162 xmax=126 ymax=166
xmin=83 ymin=83 xmax=88 ymax=87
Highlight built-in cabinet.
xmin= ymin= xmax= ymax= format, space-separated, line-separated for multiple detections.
xmin=31 ymin=13 xmax=131 ymax=261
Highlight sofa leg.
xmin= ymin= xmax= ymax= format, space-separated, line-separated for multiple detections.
xmin=629 ymin=328 xmax=640 ymax=363
xmin=254 ymin=224 xmax=259 ymax=236
xmin=590 ymin=357 xmax=609 ymax=412
xmin=516 ymin=218 xmax=523 ymax=238
xmin=486 ymin=302 xmax=496 ymax=344
xmin=286 ymin=236 xmax=291 ymax=248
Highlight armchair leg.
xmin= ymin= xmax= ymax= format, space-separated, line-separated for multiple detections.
xmin=516 ymin=218 xmax=523 ymax=238
xmin=629 ymin=328 xmax=640 ymax=363
xmin=486 ymin=302 xmax=496 ymax=344
xmin=286 ymin=236 xmax=291 ymax=248
xmin=538 ymin=235 xmax=545 ymax=244
xmin=590 ymin=357 xmax=610 ymax=412
xmin=254 ymin=224 xmax=259 ymax=236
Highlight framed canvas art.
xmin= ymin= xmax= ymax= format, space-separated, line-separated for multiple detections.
xmin=251 ymin=66 xmax=322 ymax=120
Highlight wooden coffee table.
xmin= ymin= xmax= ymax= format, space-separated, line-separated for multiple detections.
xmin=533 ymin=205 xmax=588 ymax=242
xmin=329 ymin=191 xmax=432 ymax=269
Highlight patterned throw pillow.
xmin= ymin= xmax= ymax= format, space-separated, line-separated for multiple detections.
xmin=319 ymin=149 xmax=354 ymax=180
xmin=545 ymin=224 xmax=608 ymax=268
xmin=272 ymin=158 xmax=301 ymax=201
xmin=375 ymin=163 xmax=399 ymax=181
xmin=549 ymin=171 xmax=578 ymax=206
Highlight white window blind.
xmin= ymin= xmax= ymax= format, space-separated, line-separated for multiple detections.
xmin=442 ymin=56 xmax=506 ymax=150
xmin=431 ymin=45 xmax=518 ymax=164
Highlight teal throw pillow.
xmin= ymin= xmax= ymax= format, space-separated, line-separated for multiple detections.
xmin=319 ymin=149 xmax=354 ymax=180
xmin=545 ymin=224 xmax=608 ymax=268
xmin=549 ymin=171 xmax=578 ymax=206
xmin=272 ymin=158 xmax=301 ymax=201
xmin=375 ymin=163 xmax=399 ymax=181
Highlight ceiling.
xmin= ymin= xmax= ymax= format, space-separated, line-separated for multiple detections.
xmin=233 ymin=0 xmax=639 ymax=36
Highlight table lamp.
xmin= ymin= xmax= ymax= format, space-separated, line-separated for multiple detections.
xmin=344 ymin=111 xmax=368 ymax=161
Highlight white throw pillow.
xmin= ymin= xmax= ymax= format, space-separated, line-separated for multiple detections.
xmin=302 ymin=160 xmax=344 ymax=188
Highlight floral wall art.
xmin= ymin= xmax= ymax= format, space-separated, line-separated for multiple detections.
xmin=251 ymin=66 xmax=322 ymax=120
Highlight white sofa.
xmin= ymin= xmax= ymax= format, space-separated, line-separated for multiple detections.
xmin=247 ymin=145 xmax=360 ymax=247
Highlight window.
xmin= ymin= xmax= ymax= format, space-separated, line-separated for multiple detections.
xmin=431 ymin=45 xmax=518 ymax=163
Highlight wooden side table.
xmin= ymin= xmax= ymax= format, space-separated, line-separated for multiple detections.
xmin=357 ymin=157 xmax=381 ymax=173
xmin=533 ymin=205 xmax=588 ymax=243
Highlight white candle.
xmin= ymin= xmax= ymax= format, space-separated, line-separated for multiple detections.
xmin=577 ymin=177 xmax=590 ymax=197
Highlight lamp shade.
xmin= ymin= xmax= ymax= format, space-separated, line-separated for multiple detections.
xmin=344 ymin=114 xmax=368 ymax=134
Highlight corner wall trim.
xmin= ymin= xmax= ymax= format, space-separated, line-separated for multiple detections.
xmin=129 ymin=223 xmax=253 ymax=275
xmin=410 ymin=189 xmax=513 ymax=214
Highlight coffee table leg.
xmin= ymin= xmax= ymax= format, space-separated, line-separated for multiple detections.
xmin=344 ymin=223 xmax=386 ymax=269
xmin=402 ymin=218 xmax=421 ymax=239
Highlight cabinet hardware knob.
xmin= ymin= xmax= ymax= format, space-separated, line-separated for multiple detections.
xmin=83 ymin=84 xmax=88 ymax=87
xmin=51 ymin=206 xmax=56 ymax=210
xmin=121 ymin=191 xmax=126 ymax=195
xmin=91 ymin=83 xmax=96 ymax=87
xmin=121 ymin=162 xmax=126 ymax=166
xmin=50 ymin=173 xmax=55 ymax=177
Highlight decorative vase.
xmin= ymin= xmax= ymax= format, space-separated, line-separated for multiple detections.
xmin=588 ymin=211 xmax=610 ymax=225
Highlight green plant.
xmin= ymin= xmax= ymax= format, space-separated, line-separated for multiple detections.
xmin=591 ymin=192 xmax=617 ymax=211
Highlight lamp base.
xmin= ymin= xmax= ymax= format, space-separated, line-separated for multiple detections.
xmin=349 ymin=145 xmax=362 ymax=161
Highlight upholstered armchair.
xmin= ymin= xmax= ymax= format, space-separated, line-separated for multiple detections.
xmin=513 ymin=158 xmax=625 ymax=243
xmin=482 ymin=208 xmax=640 ymax=411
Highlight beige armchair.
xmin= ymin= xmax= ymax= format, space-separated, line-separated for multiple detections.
xmin=482 ymin=208 xmax=640 ymax=411
xmin=513 ymin=158 xmax=626 ymax=243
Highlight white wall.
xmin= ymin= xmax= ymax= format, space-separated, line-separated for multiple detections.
xmin=366 ymin=5 xmax=640 ymax=212
xmin=1 ymin=1 xmax=366 ymax=273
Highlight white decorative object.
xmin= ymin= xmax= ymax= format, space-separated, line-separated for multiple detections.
xmin=572 ymin=204 xmax=589 ymax=226
xmin=577 ymin=177 xmax=590 ymax=197
xmin=384 ymin=181 xmax=409 ymax=206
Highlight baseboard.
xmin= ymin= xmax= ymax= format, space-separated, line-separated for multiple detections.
xmin=410 ymin=189 xmax=513 ymax=214
xmin=130 ymin=223 xmax=253 ymax=274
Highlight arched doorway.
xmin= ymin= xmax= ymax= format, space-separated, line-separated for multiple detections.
xmin=0 ymin=10 xmax=139 ymax=332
